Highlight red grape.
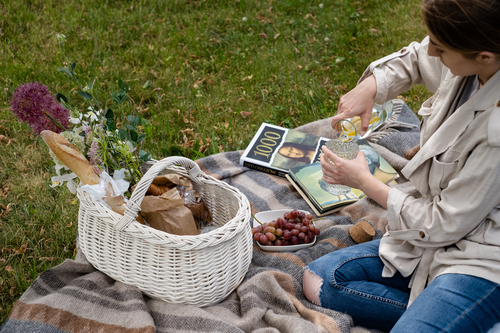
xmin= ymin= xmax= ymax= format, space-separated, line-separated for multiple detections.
xmin=254 ymin=232 xmax=262 ymax=241
xmin=264 ymin=226 xmax=276 ymax=234
xmin=283 ymin=230 xmax=292 ymax=240
xmin=260 ymin=234 xmax=268 ymax=244
xmin=266 ymin=232 xmax=276 ymax=242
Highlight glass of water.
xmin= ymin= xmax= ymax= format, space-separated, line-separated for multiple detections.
xmin=323 ymin=120 xmax=359 ymax=196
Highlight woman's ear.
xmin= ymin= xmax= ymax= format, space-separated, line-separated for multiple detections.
xmin=475 ymin=51 xmax=497 ymax=65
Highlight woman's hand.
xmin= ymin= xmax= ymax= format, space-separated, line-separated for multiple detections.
xmin=321 ymin=146 xmax=371 ymax=190
xmin=330 ymin=75 xmax=377 ymax=135
xmin=321 ymin=144 xmax=391 ymax=209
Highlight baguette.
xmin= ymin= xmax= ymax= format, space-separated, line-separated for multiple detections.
xmin=41 ymin=130 xmax=100 ymax=185
xmin=41 ymin=130 xmax=126 ymax=215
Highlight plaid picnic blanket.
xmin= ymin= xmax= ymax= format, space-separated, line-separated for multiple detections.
xmin=1 ymin=99 xmax=421 ymax=333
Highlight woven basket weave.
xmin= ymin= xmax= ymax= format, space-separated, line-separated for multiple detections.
xmin=76 ymin=156 xmax=253 ymax=307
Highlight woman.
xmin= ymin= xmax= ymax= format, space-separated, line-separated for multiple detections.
xmin=302 ymin=0 xmax=500 ymax=332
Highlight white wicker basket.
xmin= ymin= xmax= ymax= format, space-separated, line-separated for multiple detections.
xmin=76 ymin=156 xmax=253 ymax=307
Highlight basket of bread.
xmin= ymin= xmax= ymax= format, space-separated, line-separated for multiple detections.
xmin=41 ymin=130 xmax=253 ymax=307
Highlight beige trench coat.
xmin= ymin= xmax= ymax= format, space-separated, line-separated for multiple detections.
xmin=360 ymin=37 xmax=500 ymax=306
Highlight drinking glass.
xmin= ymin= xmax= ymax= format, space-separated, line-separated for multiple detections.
xmin=323 ymin=120 xmax=359 ymax=196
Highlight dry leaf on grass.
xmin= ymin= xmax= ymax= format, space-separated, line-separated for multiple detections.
xmin=240 ymin=111 xmax=253 ymax=118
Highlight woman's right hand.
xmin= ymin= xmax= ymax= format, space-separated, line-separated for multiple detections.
xmin=330 ymin=75 xmax=377 ymax=136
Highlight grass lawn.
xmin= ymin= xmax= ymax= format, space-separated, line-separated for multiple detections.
xmin=0 ymin=0 xmax=429 ymax=323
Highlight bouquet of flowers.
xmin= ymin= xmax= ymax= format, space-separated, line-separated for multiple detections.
xmin=10 ymin=34 xmax=152 ymax=194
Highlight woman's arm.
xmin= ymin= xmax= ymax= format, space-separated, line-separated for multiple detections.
xmin=331 ymin=37 xmax=443 ymax=133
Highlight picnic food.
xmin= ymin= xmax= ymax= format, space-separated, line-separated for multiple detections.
xmin=252 ymin=209 xmax=320 ymax=246
xmin=40 ymin=130 xmax=127 ymax=215
xmin=40 ymin=130 xmax=100 ymax=185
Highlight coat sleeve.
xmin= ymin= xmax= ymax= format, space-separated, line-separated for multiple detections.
xmin=386 ymin=143 xmax=500 ymax=248
xmin=358 ymin=36 xmax=443 ymax=104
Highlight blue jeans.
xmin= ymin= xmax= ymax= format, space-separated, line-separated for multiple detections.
xmin=306 ymin=239 xmax=500 ymax=332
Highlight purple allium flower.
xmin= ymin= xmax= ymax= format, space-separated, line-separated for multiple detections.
xmin=10 ymin=82 xmax=70 ymax=135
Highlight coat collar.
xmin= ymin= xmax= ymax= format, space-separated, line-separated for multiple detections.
xmin=402 ymin=68 xmax=500 ymax=179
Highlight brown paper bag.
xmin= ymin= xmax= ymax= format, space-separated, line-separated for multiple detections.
xmin=141 ymin=174 xmax=213 ymax=228
xmin=139 ymin=187 xmax=199 ymax=235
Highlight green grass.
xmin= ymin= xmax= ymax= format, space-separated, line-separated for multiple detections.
xmin=0 ymin=0 xmax=430 ymax=323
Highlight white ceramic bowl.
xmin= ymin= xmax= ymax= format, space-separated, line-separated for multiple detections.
xmin=253 ymin=209 xmax=317 ymax=252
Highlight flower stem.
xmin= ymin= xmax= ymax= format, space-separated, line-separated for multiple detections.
xmin=42 ymin=110 xmax=68 ymax=131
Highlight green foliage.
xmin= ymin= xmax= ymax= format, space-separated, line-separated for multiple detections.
xmin=0 ymin=0 xmax=429 ymax=322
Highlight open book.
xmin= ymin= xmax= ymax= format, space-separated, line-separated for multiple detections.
xmin=286 ymin=138 xmax=397 ymax=216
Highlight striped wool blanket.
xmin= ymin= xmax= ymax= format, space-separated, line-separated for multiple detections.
xmin=1 ymin=100 xmax=421 ymax=333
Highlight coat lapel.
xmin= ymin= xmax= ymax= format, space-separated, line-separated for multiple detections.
xmin=401 ymin=67 xmax=500 ymax=180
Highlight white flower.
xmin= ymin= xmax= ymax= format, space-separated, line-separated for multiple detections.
xmin=84 ymin=107 xmax=101 ymax=123
xmin=82 ymin=85 xmax=92 ymax=93
xmin=124 ymin=141 xmax=136 ymax=153
xmin=69 ymin=113 xmax=83 ymax=125
xmin=242 ymin=17 xmax=247 ymax=22
xmin=56 ymin=33 xmax=66 ymax=43
xmin=50 ymin=172 xmax=78 ymax=194
xmin=196 ymin=91 xmax=203 ymax=98
xmin=325 ymin=37 xmax=330 ymax=42
xmin=319 ymin=3 xmax=324 ymax=8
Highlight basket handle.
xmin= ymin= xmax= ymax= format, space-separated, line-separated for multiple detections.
xmin=114 ymin=156 xmax=201 ymax=231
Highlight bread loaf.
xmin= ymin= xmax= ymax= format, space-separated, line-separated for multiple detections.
xmin=41 ymin=130 xmax=126 ymax=215
xmin=41 ymin=130 xmax=100 ymax=185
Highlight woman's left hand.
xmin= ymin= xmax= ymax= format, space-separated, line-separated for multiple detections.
xmin=320 ymin=145 xmax=371 ymax=190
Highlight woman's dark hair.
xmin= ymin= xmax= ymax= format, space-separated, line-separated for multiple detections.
xmin=278 ymin=142 xmax=316 ymax=163
xmin=421 ymin=0 xmax=500 ymax=58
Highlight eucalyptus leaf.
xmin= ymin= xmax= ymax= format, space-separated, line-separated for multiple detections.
xmin=78 ymin=91 xmax=93 ymax=100
xmin=57 ymin=67 xmax=73 ymax=78
xmin=118 ymin=129 xmax=129 ymax=140
xmin=71 ymin=61 xmax=76 ymax=71
xmin=132 ymin=116 xmax=141 ymax=126
xmin=130 ymin=130 xmax=138 ymax=142
xmin=55 ymin=93 xmax=68 ymax=103
xmin=136 ymin=134 xmax=146 ymax=144
xmin=88 ymin=77 xmax=95 ymax=91
xmin=105 ymin=108 xmax=114 ymax=120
